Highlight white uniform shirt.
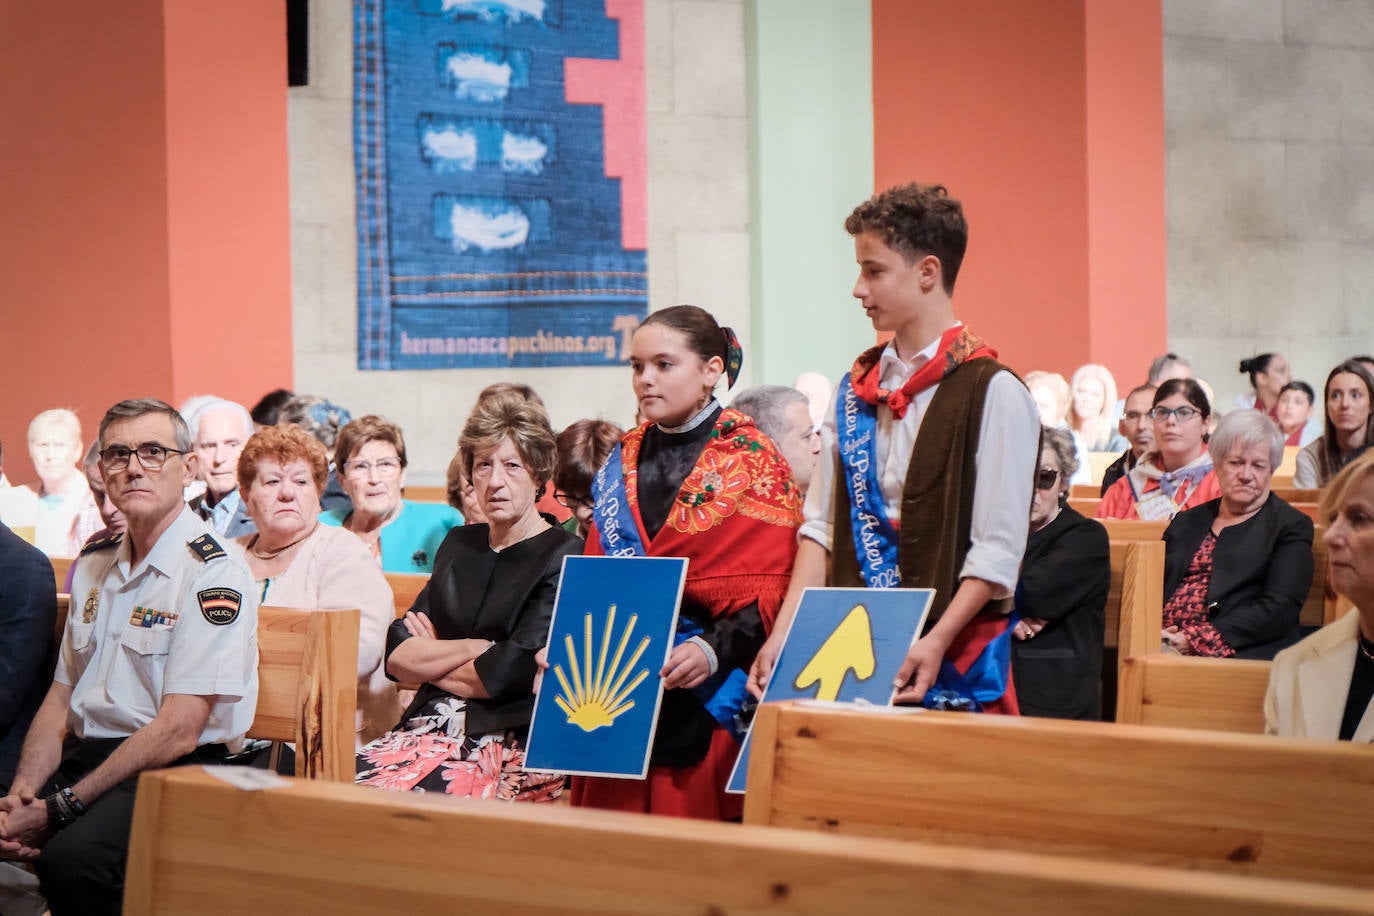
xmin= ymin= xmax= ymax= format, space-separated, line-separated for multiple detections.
xmin=59 ymin=507 xmax=259 ymax=750
xmin=800 ymin=329 xmax=1040 ymax=598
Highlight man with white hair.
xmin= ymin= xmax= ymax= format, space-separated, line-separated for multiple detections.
xmin=186 ymin=399 xmax=256 ymax=538
xmin=731 ymin=385 xmax=822 ymax=494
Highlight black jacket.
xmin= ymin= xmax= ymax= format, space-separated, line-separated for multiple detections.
xmin=1011 ymin=506 xmax=1109 ymax=720
xmin=0 ymin=523 xmax=57 ymax=789
xmin=387 ymin=523 xmax=582 ymax=736
xmin=1162 ymin=493 xmax=1313 ymax=660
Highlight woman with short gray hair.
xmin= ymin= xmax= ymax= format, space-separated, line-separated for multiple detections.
xmin=1159 ymin=410 xmax=1314 ymax=659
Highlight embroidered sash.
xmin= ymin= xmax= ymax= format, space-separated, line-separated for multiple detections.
xmin=836 ymin=374 xmax=901 ymax=588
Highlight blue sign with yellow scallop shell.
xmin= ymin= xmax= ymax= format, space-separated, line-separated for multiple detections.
xmin=525 ymin=556 xmax=686 ymax=778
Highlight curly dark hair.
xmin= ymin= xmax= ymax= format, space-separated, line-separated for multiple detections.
xmin=844 ymin=183 xmax=968 ymax=295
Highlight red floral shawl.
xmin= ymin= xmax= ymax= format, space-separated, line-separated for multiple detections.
xmin=585 ymin=409 xmax=802 ymax=631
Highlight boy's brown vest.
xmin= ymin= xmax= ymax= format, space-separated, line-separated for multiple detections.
xmin=830 ymin=357 xmax=1018 ymax=627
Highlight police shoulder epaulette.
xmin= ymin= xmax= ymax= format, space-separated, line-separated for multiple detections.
xmin=79 ymin=532 xmax=122 ymax=556
xmin=188 ymin=533 xmax=228 ymax=562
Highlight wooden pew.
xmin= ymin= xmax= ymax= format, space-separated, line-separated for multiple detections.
xmin=124 ymin=767 xmax=1374 ymax=915
xmin=401 ymin=485 xmax=447 ymax=503
xmin=743 ymin=701 xmax=1374 ymax=890
xmin=1273 ymin=486 xmax=1321 ymax=504
xmin=1104 ymin=540 xmax=1164 ymax=655
xmin=1067 ymin=496 xmax=1100 ymax=517
xmin=50 ymin=556 xmax=73 ymax=592
xmin=1098 ymin=518 xmax=1167 ymax=541
xmin=1117 ymin=654 xmax=1271 ymax=733
xmin=384 ymin=572 xmax=428 ymax=617
xmin=249 ymin=606 xmax=359 ymax=781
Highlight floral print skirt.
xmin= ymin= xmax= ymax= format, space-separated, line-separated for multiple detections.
xmin=355 ymin=695 xmax=563 ymax=802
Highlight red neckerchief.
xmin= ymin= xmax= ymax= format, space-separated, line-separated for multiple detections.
xmin=849 ymin=325 xmax=997 ymax=419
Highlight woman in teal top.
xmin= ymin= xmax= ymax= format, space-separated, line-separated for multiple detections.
xmin=320 ymin=415 xmax=462 ymax=573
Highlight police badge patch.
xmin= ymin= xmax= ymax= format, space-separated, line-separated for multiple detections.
xmin=82 ymin=589 xmax=100 ymax=624
xmin=197 ymin=587 xmax=242 ymax=625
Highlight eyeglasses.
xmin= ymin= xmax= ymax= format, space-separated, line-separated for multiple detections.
xmin=99 ymin=443 xmax=188 ymax=471
xmin=1121 ymin=410 xmax=1150 ymax=423
xmin=554 ymin=490 xmax=593 ymax=511
xmin=342 ymin=457 xmax=403 ymax=479
xmin=1036 ymin=468 xmax=1060 ymax=490
xmin=1149 ymin=405 xmax=1201 ymax=423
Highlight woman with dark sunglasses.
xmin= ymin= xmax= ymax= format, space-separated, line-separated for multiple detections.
xmin=1010 ymin=426 xmax=1110 ymax=720
xmin=1097 ymin=378 xmax=1221 ymax=521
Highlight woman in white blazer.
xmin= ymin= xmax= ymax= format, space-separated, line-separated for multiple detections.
xmin=1265 ymin=450 xmax=1374 ymax=741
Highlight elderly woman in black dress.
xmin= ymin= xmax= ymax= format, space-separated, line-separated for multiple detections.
xmin=1011 ymin=426 xmax=1110 ymax=720
xmin=355 ymin=395 xmax=581 ymax=799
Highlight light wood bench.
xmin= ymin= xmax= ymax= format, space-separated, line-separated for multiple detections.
xmin=50 ymin=556 xmax=73 ymax=592
xmin=384 ymin=572 xmax=428 ymax=618
xmin=249 ymin=606 xmax=359 ymax=781
xmin=744 ymin=701 xmax=1374 ymax=890
xmin=1117 ymin=654 xmax=1271 ymax=733
xmin=1106 ymin=540 xmax=1164 ymax=655
xmin=401 ymin=485 xmax=447 ymax=504
xmin=124 ymin=766 xmax=1374 ymax=915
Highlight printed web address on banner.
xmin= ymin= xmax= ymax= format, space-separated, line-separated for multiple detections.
xmin=399 ymin=329 xmax=623 ymax=361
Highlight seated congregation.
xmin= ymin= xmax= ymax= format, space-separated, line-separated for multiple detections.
xmin=2 ymin=183 xmax=1372 ymax=915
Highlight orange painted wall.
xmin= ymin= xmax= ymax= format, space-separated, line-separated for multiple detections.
xmin=0 ymin=1 xmax=174 ymax=477
xmin=0 ymin=1 xmax=292 ymax=483
xmin=1085 ymin=0 xmax=1166 ymax=390
xmin=870 ymin=0 xmax=1165 ymax=388
xmin=163 ymin=0 xmax=293 ymax=408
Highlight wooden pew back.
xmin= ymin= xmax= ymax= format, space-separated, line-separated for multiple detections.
xmin=1117 ymin=654 xmax=1270 ymax=732
xmin=50 ymin=556 xmax=73 ymax=593
xmin=248 ymin=606 xmax=359 ymax=781
xmin=125 ymin=766 xmax=1374 ymax=915
xmin=385 ymin=572 xmax=428 ymax=617
xmin=744 ymin=702 xmax=1374 ymax=889
xmin=1105 ymin=540 xmax=1164 ymax=654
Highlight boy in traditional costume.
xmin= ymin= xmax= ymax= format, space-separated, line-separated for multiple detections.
xmin=749 ymin=183 xmax=1039 ymax=712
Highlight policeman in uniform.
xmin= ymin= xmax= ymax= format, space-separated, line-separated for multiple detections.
xmin=0 ymin=399 xmax=258 ymax=916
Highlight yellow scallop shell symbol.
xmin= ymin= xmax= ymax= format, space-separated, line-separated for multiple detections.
xmin=552 ymin=605 xmax=651 ymax=733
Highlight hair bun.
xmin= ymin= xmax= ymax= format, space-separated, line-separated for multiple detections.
xmin=720 ymin=327 xmax=743 ymax=389
xmin=1238 ymin=358 xmax=1253 ymax=374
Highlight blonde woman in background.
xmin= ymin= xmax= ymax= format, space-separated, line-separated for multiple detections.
xmin=1069 ymin=364 xmax=1125 ymax=452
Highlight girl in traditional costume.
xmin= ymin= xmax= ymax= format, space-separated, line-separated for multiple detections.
xmin=572 ymin=305 xmax=802 ymax=820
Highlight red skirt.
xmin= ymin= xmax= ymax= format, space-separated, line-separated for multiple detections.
xmin=571 ymin=726 xmax=742 ymax=820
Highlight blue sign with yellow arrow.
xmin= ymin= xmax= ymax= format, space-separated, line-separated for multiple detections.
xmin=727 ymin=587 xmax=933 ymax=793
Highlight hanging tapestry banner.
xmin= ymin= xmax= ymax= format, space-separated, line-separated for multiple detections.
xmin=353 ymin=0 xmax=648 ymax=370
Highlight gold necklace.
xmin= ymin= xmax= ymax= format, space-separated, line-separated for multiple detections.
xmin=250 ymin=522 xmax=319 ymax=560
xmin=1359 ymin=636 xmax=1374 ymax=664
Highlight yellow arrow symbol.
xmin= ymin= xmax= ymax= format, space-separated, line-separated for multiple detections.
xmin=793 ymin=604 xmax=876 ymax=701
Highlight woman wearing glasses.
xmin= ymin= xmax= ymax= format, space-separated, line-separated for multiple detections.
xmin=320 ymin=415 xmax=462 ymax=573
xmin=1097 ymin=379 xmax=1221 ymax=521
xmin=1159 ymin=410 xmax=1312 ymax=659
xmin=1011 ymin=427 xmax=1110 ymax=720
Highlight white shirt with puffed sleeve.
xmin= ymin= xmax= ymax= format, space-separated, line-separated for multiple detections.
xmin=799 ymin=328 xmax=1040 ymax=599
xmin=59 ymin=507 xmax=259 ymax=751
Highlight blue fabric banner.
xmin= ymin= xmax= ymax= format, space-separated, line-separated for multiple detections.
xmin=354 ymin=0 xmax=648 ymax=370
